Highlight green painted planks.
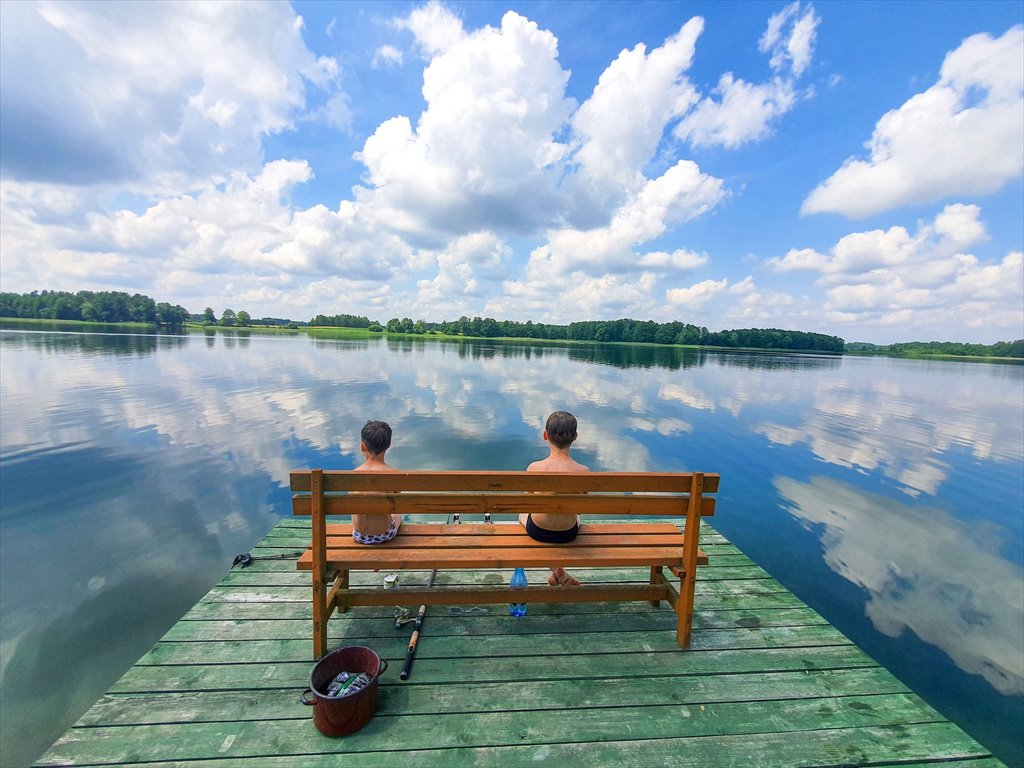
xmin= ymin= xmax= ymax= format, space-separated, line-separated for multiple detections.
xmin=41 ymin=694 xmax=952 ymax=765
xmin=181 ymin=591 xmax=808 ymax=620
xmin=138 ymin=624 xmax=854 ymax=665
xmin=163 ymin=606 xmax=828 ymax=642
xmin=77 ymin=667 xmax=909 ymax=726
xmin=110 ymin=645 xmax=878 ymax=693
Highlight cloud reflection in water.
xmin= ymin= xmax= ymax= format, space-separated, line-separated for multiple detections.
xmin=775 ymin=474 xmax=1023 ymax=696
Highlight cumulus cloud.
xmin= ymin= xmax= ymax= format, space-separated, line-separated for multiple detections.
xmin=393 ymin=0 xmax=466 ymax=57
xmin=666 ymin=278 xmax=729 ymax=309
xmin=571 ymin=17 xmax=703 ymax=203
xmin=0 ymin=161 xmax=412 ymax=317
xmin=676 ymin=2 xmax=817 ymax=148
xmin=803 ymin=26 xmax=1024 ymax=218
xmin=0 ymin=1 xmax=342 ymax=193
xmin=355 ymin=9 xmax=576 ymax=243
xmin=768 ymin=204 xmax=1022 ymax=335
xmin=526 ymin=161 xmax=725 ymax=278
xmin=415 ymin=231 xmax=511 ymax=310
xmin=372 ymin=45 xmax=404 ymax=69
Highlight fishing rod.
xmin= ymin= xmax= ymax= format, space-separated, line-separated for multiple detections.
xmin=398 ymin=566 xmax=438 ymax=680
xmin=397 ymin=511 xmax=466 ymax=680
xmin=231 ymin=552 xmax=304 ymax=568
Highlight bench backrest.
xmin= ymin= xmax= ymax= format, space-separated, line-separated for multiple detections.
xmin=290 ymin=470 xmax=718 ymax=520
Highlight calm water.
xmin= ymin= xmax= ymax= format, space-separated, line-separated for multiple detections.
xmin=1 ymin=328 xmax=1022 ymax=766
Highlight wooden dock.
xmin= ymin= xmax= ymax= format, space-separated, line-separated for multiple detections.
xmin=39 ymin=518 xmax=1002 ymax=767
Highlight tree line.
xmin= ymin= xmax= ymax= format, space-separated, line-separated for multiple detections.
xmin=847 ymin=340 xmax=1023 ymax=358
xmin=310 ymin=313 xmax=377 ymax=330
xmin=376 ymin=315 xmax=845 ymax=352
xmin=0 ymin=290 xmax=188 ymax=326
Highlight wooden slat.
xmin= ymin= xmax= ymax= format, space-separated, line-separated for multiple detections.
xmin=323 ymin=522 xmax=685 ymax=536
xmin=332 ymin=583 xmax=669 ymax=607
xmin=298 ymin=546 xmax=708 ymax=570
xmin=322 ymin=533 xmax=687 ymax=548
xmin=293 ymin=494 xmax=715 ymax=517
xmin=298 ymin=545 xmax=689 ymax=570
xmin=290 ymin=470 xmax=720 ymax=494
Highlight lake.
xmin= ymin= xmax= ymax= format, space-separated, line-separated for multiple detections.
xmin=1 ymin=328 xmax=1021 ymax=767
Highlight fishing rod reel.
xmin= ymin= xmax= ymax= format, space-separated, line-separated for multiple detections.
xmin=394 ymin=606 xmax=414 ymax=628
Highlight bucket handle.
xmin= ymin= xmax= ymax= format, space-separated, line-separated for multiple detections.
xmin=300 ymin=688 xmax=315 ymax=706
xmin=376 ymin=658 xmax=389 ymax=677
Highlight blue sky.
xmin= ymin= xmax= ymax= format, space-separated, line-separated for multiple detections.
xmin=0 ymin=0 xmax=1021 ymax=343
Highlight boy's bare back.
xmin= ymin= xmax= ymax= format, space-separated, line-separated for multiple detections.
xmin=352 ymin=421 xmax=401 ymax=538
xmin=524 ymin=411 xmax=588 ymax=531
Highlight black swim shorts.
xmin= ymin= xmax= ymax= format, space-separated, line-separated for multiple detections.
xmin=525 ymin=514 xmax=579 ymax=544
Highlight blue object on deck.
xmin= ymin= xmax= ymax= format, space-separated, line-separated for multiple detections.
xmin=509 ymin=567 xmax=527 ymax=616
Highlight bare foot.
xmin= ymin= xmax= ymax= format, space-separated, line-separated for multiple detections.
xmin=548 ymin=568 xmax=580 ymax=587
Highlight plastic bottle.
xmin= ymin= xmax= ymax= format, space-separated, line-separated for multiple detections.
xmin=509 ymin=567 xmax=527 ymax=616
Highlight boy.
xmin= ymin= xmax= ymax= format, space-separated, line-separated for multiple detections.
xmin=518 ymin=411 xmax=588 ymax=586
xmin=351 ymin=420 xmax=403 ymax=544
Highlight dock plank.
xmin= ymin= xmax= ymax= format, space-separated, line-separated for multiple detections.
xmin=38 ymin=518 xmax=1000 ymax=767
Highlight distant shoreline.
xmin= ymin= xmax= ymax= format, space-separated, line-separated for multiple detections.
xmin=2 ymin=317 xmax=1020 ymax=362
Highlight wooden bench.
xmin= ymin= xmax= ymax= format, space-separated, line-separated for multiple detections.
xmin=291 ymin=470 xmax=718 ymax=659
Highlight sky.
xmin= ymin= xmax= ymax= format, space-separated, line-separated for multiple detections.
xmin=0 ymin=0 xmax=1021 ymax=344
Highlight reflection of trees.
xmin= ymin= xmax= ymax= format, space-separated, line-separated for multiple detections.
xmin=775 ymin=475 xmax=1024 ymax=696
xmin=385 ymin=337 xmax=427 ymax=354
xmin=0 ymin=330 xmax=185 ymax=357
xmin=705 ymin=350 xmax=842 ymax=371
xmin=312 ymin=338 xmax=372 ymax=351
xmin=567 ymin=343 xmax=702 ymax=370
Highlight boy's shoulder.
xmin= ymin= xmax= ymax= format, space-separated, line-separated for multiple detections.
xmin=353 ymin=460 xmax=397 ymax=472
xmin=527 ymin=457 xmax=589 ymax=472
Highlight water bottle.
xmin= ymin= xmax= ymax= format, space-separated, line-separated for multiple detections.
xmin=509 ymin=567 xmax=527 ymax=617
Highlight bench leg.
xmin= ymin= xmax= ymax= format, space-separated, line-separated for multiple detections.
xmin=676 ymin=570 xmax=695 ymax=649
xmin=649 ymin=566 xmax=663 ymax=607
xmin=312 ymin=576 xmax=328 ymax=660
xmin=336 ymin=570 xmax=350 ymax=613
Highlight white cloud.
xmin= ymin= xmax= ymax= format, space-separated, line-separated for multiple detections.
xmin=676 ymin=2 xmax=816 ymax=148
xmin=666 ymin=278 xmax=729 ymax=309
xmin=571 ymin=18 xmax=703 ymax=202
xmin=0 ymin=1 xmax=341 ymax=193
xmin=393 ymin=0 xmax=466 ymax=57
xmin=803 ymin=26 xmax=1024 ymax=218
xmin=355 ymin=10 xmax=576 ymax=243
xmin=527 ymin=161 xmax=726 ymax=279
xmin=372 ymin=45 xmax=404 ymax=69
xmin=415 ymin=231 xmax=511 ymax=310
xmin=676 ymin=74 xmax=797 ymax=148
xmin=768 ymin=204 xmax=1023 ymax=337
xmin=759 ymin=2 xmax=820 ymax=76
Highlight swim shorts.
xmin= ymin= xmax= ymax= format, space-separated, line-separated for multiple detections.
xmin=352 ymin=520 xmax=398 ymax=545
xmin=524 ymin=514 xmax=579 ymax=544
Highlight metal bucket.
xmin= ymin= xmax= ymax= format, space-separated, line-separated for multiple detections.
xmin=300 ymin=646 xmax=389 ymax=737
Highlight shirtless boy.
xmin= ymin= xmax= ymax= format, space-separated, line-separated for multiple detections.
xmin=519 ymin=410 xmax=588 ymax=586
xmin=351 ymin=420 xmax=403 ymax=544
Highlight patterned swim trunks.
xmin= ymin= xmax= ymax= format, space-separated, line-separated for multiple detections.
xmin=352 ymin=520 xmax=398 ymax=545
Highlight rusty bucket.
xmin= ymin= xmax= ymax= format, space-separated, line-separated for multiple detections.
xmin=300 ymin=646 xmax=388 ymax=737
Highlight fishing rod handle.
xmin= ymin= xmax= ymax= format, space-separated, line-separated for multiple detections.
xmin=399 ymin=636 xmax=418 ymax=680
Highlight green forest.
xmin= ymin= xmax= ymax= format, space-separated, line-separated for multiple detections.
xmin=3 ymin=290 xmax=1020 ymax=357
xmin=0 ymin=290 xmax=188 ymax=326
xmin=846 ymin=340 xmax=1024 ymax=358
xmin=378 ymin=315 xmax=846 ymax=352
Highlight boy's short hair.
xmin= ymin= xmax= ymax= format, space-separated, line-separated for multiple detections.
xmin=545 ymin=411 xmax=577 ymax=448
xmin=361 ymin=420 xmax=392 ymax=455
